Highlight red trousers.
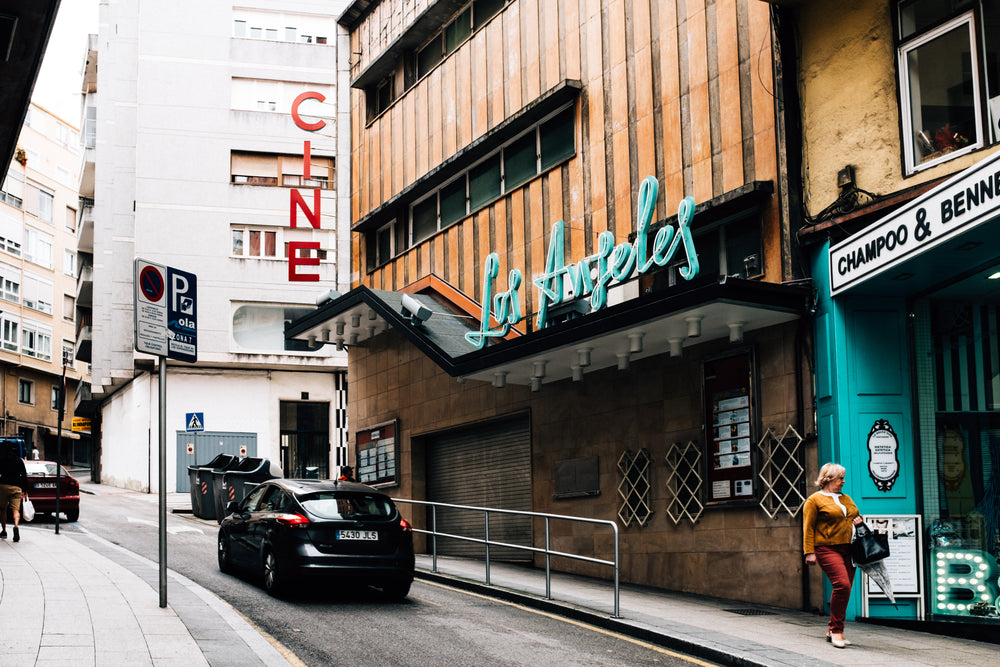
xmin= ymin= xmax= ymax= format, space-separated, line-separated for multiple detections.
xmin=815 ymin=544 xmax=855 ymax=634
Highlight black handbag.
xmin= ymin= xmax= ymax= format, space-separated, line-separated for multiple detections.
xmin=851 ymin=521 xmax=890 ymax=565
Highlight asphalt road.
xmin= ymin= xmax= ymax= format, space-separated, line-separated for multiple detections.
xmin=55 ymin=490 xmax=716 ymax=667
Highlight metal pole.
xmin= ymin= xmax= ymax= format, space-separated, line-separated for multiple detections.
xmin=54 ymin=360 xmax=66 ymax=534
xmin=158 ymin=359 xmax=167 ymax=607
xmin=544 ymin=517 xmax=551 ymax=600
xmin=431 ymin=505 xmax=438 ymax=573
xmin=484 ymin=510 xmax=490 ymax=586
xmin=612 ymin=525 xmax=620 ymax=618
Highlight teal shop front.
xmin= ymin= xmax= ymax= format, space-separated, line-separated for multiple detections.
xmin=809 ymin=149 xmax=1000 ymax=631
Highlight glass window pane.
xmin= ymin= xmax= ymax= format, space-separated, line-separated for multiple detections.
xmin=234 ymin=20 xmax=246 ymax=37
xmin=504 ymin=132 xmax=537 ymax=191
xmin=473 ymin=0 xmax=506 ymax=31
xmin=249 ymin=230 xmax=261 ymax=256
xmin=445 ymin=9 xmax=472 ymax=54
xmin=250 ymin=27 xmax=262 ymax=39
xmin=469 ymin=156 xmax=501 ymax=210
xmin=411 ymin=196 xmax=438 ymax=244
xmin=439 ymin=178 xmax=467 ymax=228
xmin=898 ymin=0 xmax=958 ymax=40
xmin=540 ymin=107 xmax=576 ymax=170
xmin=264 ymin=231 xmax=276 ymax=256
xmin=377 ymin=225 xmax=393 ymax=264
xmin=906 ymin=22 xmax=978 ymax=168
xmin=417 ymin=38 xmax=443 ymax=78
xmin=232 ymin=230 xmax=244 ymax=255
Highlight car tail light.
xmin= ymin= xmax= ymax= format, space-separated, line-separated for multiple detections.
xmin=400 ymin=518 xmax=412 ymax=534
xmin=276 ymin=513 xmax=310 ymax=528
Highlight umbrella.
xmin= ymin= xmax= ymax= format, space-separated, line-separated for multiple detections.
xmin=857 ymin=558 xmax=896 ymax=605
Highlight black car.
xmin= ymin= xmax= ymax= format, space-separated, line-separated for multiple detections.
xmin=217 ymin=478 xmax=414 ymax=599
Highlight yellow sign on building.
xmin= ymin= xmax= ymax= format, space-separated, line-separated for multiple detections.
xmin=72 ymin=417 xmax=92 ymax=432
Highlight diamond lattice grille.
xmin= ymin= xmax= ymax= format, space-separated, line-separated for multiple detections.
xmin=617 ymin=449 xmax=652 ymax=527
xmin=664 ymin=440 xmax=704 ymax=525
xmin=758 ymin=425 xmax=806 ymax=519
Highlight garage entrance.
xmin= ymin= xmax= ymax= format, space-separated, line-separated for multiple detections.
xmin=425 ymin=414 xmax=531 ymax=561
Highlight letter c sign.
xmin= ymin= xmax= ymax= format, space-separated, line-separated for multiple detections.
xmin=291 ymin=91 xmax=326 ymax=132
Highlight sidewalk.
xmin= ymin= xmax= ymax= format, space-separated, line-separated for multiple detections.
xmin=414 ymin=554 xmax=1000 ymax=667
xmin=0 ymin=498 xmax=297 ymax=666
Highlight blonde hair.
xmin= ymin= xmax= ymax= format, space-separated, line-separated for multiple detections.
xmin=815 ymin=463 xmax=846 ymax=488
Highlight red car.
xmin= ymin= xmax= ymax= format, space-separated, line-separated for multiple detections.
xmin=24 ymin=461 xmax=80 ymax=522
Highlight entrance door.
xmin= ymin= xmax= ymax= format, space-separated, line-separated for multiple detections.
xmin=279 ymin=401 xmax=330 ymax=478
xmin=426 ymin=414 xmax=531 ymax=561
xmin=176 ymin=431 xmax=257 ymax=492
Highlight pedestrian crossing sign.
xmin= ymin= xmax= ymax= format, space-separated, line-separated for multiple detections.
xmin=186 ymin=412 xmax=204 ymax=432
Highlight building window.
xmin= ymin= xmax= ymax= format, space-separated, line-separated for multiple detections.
xmin=231 ymin=227 xmax=278 ymax=258
xmin=64 ymin=250 xmax=77 ymax=277
xmin=232 ymin=304 xmax=321 ymax=353
xmin=0 ymin=263 xmax=20 ymax=302
xmin=316 ymin=36 xmax=327 ymax=45
xmin=285 ymin=27 xmax=297 ymax=41
xmin=414 ymin=1 xmax=504 ymax=81
xmin=233 ymin=19 xmax=246 ymax=37
xmin=1 ymin=314 xmax=19 ymax=352
xmin=62 ymin=341 xmax=74 ymax=366
xmin=704 ymin=350 xmax=757 ymax=504
xmin=898 ymin=8 xmax=982 ymax=174
xmin=51 ymin=386 xmax=60 ymax=411
xmin=38 ymin=189 xmax=54 ymax=223
xmin=402 ymin=104 xmax=575 ymax=251
xmin=250 ymin=26 xmax=262 ymax=39
xmin=0 ymin=214 xmax=21 ymax=256
xmin=373 ymin=221 xmax=395 ymax=268
xmin=63 ymin=294 xmax=75 ymax=322
xmin=231 ymin=150 xmax=333 ymax=188
xmin=21 ymin=323 xmax=52 ymax=361
xmin=22 ymin=274 xmax=53 ymax=315
xmin=24 ymin=227 xmax=53 ymax=268
xmin=84 ymin=106 xmax=96 ymax=149
xmin=18 ymin=379 xmax=33 ymax=405
xmin=65 ymin=206 xmax=76 ymax=232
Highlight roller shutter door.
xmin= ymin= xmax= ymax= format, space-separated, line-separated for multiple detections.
xmin=426 ymin=415 xmax=531 ymax=561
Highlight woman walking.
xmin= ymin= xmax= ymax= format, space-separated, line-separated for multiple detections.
xmin=803 ymin=462 xmax=865 ymax=648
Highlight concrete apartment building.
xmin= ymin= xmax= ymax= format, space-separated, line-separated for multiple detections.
xmin=0 ymin=102 xmax=89 ymax=464
xmin=78 ymin=0 xmax=352 ymax=492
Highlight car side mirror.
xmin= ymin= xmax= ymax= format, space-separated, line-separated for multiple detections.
xmin=226 ymin=500 xmax=241 ymax=515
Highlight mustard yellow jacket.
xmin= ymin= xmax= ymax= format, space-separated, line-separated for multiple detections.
xmin=802 ymin=491 xmax=859 ymax=555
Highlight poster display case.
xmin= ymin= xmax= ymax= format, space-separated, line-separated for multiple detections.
xmin=704 ymin=351 xmax=757 ymax=503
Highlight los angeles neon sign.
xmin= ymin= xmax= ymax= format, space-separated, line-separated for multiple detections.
xmin=466 ymin=176 xmax=699 ymax=349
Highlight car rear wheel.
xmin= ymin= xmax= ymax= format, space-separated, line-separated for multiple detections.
xmin=217 ymin=533 xmax=233 ymax=574
xmin=65 ymin=508 xmax=79 ymax=522
xmin=262 ymin=550 xmax=288 ymax=597
xmin=381 ymin=578 xmax=412 ymax=601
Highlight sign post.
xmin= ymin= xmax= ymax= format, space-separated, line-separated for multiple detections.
xmin=133 ymin=259 xmax=198 ymax=608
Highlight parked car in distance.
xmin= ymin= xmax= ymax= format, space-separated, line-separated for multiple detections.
xmin=24 ymin=461 xmax=80 ymax=522
xmin=217 ymin=478 xmax=415 ymax=599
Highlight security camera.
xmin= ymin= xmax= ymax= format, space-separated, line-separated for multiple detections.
xmin=400 ymin=293 xmax=432 ymax=325
xmin=316 ymin=289 xmax=342 ymax=306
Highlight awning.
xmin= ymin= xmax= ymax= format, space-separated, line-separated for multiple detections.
xmin=287 ymin=276 xmax=811 ymax=387
xmin=44 ymin=426 xmax=81 ymax=440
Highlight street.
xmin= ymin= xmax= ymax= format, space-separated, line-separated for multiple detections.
xmin=55 ymin=488 xmax=717 ymax=667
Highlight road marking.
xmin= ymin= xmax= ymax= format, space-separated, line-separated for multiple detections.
xmin=422 ymin=579 xmax=720 ymax=667
xmin=126 ymin=516 xmax=203 ymax=534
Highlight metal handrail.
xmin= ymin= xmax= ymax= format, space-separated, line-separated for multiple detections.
xmin=392 ymin=497 xmax=620 ymax=618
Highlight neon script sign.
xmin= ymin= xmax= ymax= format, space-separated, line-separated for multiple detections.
xmin=466 ymin=176 xmax=699 ymax=349
xmin=288 ymin=91 xmax=326 ymax=282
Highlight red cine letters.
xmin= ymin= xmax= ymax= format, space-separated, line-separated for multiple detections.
xmin=288 ymin=91 xmax=327 ymax=282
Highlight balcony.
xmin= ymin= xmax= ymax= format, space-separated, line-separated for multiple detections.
xmin=75 ymin=324 xmax=92 ymax=364
xmin=76 ymin=261 xmax=93 ymax=308
xmin=73 ymin=380 xmax=100 ymax=417
xmin=78 ymin=202 xmax=94 ymax=253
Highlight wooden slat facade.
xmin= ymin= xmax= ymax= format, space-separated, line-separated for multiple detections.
xmin=346 ymin=0 xmax=784 ymax=309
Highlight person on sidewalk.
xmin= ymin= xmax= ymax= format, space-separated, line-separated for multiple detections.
xmin=0 ymin=440 xmax=29 ymax=542
xmin=803 ymin=462 xmax=865 ymax=649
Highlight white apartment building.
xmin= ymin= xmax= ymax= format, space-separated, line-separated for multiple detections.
xmin=0 ymin=102 xmax=89 ymax=465
xmin=79 ymin=0 xmax=351 ymax=492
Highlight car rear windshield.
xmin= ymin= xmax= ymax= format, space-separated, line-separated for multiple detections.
xmin=25 ymin=462 xmax=64 ymax=476
xmin=300 ymin=492 xmax=394 ymax=520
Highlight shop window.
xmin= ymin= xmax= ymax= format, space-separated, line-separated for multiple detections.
xmin=617 ymin=448 xmax=652 ymax=527
xmin=232 ymin=304 xmax=318 ymax=353
xmin=356 ymin=421 xmax=398 ymax=486
xmin=704 ymin=350 xmax=757 ymax=504
xmin=18 ymin=379 xmax=33 ymax=405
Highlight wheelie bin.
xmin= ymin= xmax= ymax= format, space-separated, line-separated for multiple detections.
xmin=215 ymin=457 xmax=282 ymax=523
xmin=192 ymin=454 xmax=240 ymax=521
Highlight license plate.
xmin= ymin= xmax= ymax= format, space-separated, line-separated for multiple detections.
xmin=35 ymin=482 xmax=56 ymax=488
xmin=336 ymin=530 xmax=378 ymax=541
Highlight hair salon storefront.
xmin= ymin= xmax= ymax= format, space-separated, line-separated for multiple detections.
xmin=288 ymin=181 xmax=821 ymax=608
xmin=808 ymin=149 xmax=1000 ymax=632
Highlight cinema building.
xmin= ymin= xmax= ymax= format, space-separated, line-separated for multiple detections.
xmin=288 ymin=0 xmax=825 ymax=607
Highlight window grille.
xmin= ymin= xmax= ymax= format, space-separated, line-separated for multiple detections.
xmin=617 ymin=448 xmax=652 ymax=527
xmin=757 ymin=425 xmax=807 ymax=519
xmin=665 ymin=440 xmax=704 ymax=525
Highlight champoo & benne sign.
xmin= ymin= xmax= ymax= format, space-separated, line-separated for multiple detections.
xmin=466 ymin=176 xmax=700 ymax=349
xmin=829 ymin=148 xmax=1000 ymax=296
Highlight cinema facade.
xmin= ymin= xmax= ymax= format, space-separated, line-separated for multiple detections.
xmin=285 ymin=0 xmax=827 ymax=608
